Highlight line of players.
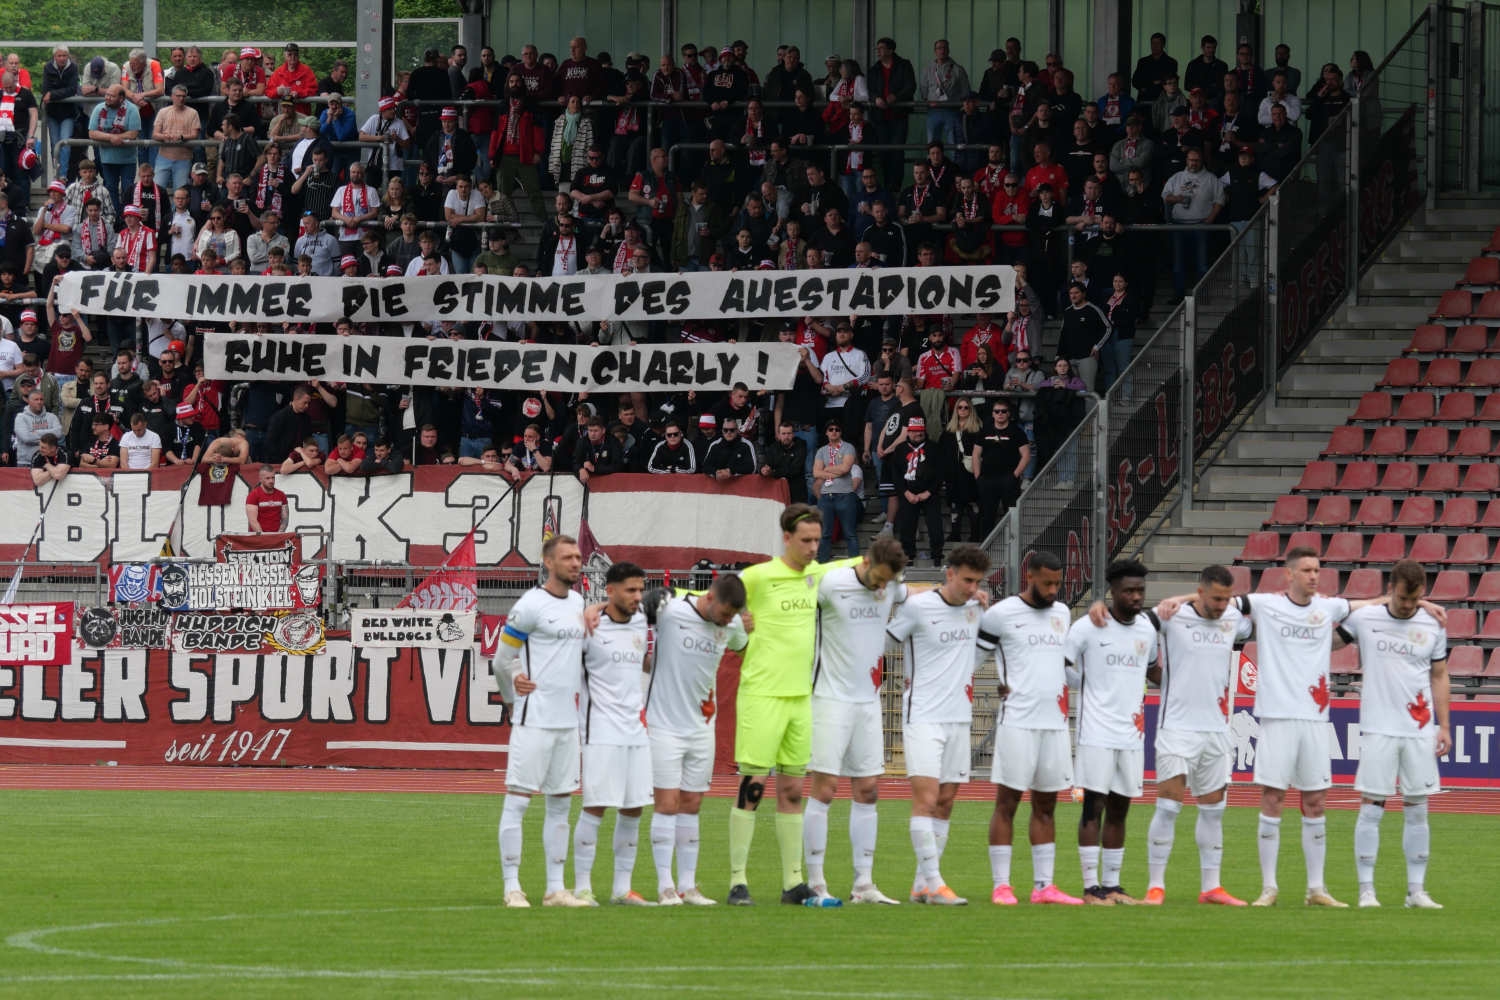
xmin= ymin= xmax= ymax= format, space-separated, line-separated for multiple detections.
xmin=488 ymin=512 xmax=1450 ymax=910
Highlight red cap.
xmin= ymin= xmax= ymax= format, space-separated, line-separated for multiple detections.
xmin=906 ymin=416 xmax=926 ymax=430
xmin=440 ymin=107 xmax=458 ymax=120
xmin=176 ymin=403 xmax=196 ymax=418
xmin=384 ymin=264 xmax=402 ymax=276
xmin=340 ymin=254 xmax=358 ymax=270
xmin=19 ymin=308 xmax=37 ymax=324
xmin=240 ymin=47 xmax=261 ymax=60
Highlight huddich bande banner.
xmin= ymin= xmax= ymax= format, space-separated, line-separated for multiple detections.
xmin=56 ymin=265 xmax=1014 ymax=324
xmin=204 ymin=336 xmax=799 ymax=393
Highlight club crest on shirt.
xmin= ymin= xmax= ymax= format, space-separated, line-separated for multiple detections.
xmin=1050 ymin=616 xmax=1065 ymax=635
xmin=1219 ymin=619 xmax=1235 ymax=634
xmin=965 ymin=607 xmax=977 ymax=623
xmin=1134 ymin=639 xmax=1148 ymax=657
xmin=806 ymin=575 xmax=816 ymax=588
xmin=1306 ymin=611 xmax=1326 ymax=626
xmin=1408 ymin=627 xmax=1428 ymax=646
xmin=207 ymin=463 xmax=229 ymax=484
xmin=632 ymin=634 xmax=645 ymax=651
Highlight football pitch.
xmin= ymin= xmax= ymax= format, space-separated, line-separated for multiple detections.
xmin=2 ymin=789 xmax=1494 ymax=999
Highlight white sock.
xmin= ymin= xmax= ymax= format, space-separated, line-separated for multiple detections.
xmin=650 ymin=812 xmax=676 ymax=894
xmin=850 ymin=801 xmax=878 ymax=886
xmin=1079 ymin=844 xmax=1100 ymax=889
xmin=1032 ymin=842 xmax=1056 ymax=889
xmin=572 ymin=810 xmax=601 ymax=895
xmin=1402 ymin=798 xmax=1430 ymax=893
xmin=1257 ymin=813 xmax=1281 ymax=890
xmin=675 ymin=813 xmax=701 ymax=891
xmin=932 ymin=817 xmax=950 ymax=861
xmin=1147 ymin=798 xmax=1181 ymax=890
xmin=1196 ymin=801 xmax=1226 ymax=893
xmin=910 ymin=816 xmax=941 ymax=890
xmin=803 ymin=797 xmax=830 ymax=888
xmin=1302 ymin=815 xmax=1327 ymax=892
xmin=1354 ymin=802 xmax=1383 ymax=889
xmin=543 ymin=795 xmax=572 ymax=894
xmin=1101 ymin=847 xmax=1125 ymax=889
xmin=499 ymin=794 xmax=530 ymax=893
xmin=612 ymin=813 xmax=640 ymax=899
xmin=989 ymin=845 xmax=1013 ymax=889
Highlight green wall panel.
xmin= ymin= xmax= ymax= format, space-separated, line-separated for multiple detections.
xmin=490 ymin=0 xmax=659 ymax=63
xmin=676 ymin=0 xmax=849 ymax=76
xmin=871 ymin=0 xmax=1052 ymax=86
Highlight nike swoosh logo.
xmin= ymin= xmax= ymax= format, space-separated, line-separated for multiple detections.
xmin=1098 ymin=642 xmax=1112 ymax=647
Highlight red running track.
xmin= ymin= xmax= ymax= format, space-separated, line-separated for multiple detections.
xmin=0 ymin=765 xmax=1496 ymax=815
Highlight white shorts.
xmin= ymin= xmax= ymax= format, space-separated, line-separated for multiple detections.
xmin=507 ymin=725 xmax=580 ymax=796
xmin=1355 ymin=733 xmax=1442 ymax=799
xmin=1253 ymin=718 xmax=1333 ymax=791
xmin=903 ymin=721 xmax=970 ymax=783
xmin=582 ymin=742 xmax=654 ymax=809
xmin=809 ymin=697 xmax=886 ymax=778
xmin=989 ymin=724 xmax=1073 ymax=793
xmin=1074 ymin=744 xmax=1144 ymax=798
xmin=650 ymin=726 xmax=715 ymax=793
xmin=1155 ymin=729 xmax=1233 ymax=797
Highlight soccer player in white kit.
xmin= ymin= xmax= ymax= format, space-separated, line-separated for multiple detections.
xmin=492 ymin=534 xmax=592 ymax=908
xmin=805 ymin=535 xmax=909 ymax=905
xmin=1141 ymin=564 xmax=1252 ymax=906
xmin=885 ymin=543 xmax=990 ymax=906
xmin=1345 ymin=559 xmax=1449 ymax=910
xmin=573 ymin=562 xmax=655 ymax=906
xmin=1066 ymin=558 xmax=1159 ymax=906
xmin=644 ymin=574 xmax=749 ymax=906
xmin=976 ymin=550 xmax=1084 ymax=906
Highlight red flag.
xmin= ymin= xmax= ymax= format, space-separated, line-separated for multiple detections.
xmin=397 ymin=530 xmax=478 ymax=611
xmin=197 ymin=464 xmax=237 ymax=507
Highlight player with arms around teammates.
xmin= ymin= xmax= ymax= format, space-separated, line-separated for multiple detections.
xmin=572 ymin=563 xmax=655 ymax=906
xmin=491 ymin=534 xmax=593 ymax=908
xmin=728 ymin=503 xmax=853 ymax=907
xmin=1066 ymin=559 xmax=1159 ymax=905
xmin=804 ymin=535 xmax=910 ymax=905
xmin=886 ymin=544 xmax=991 ymax=905
xmin=976 ymin=550 xmax=1085 ymax=906
xmin=644 ymin=573 xmax=751 ymax=906
xmin=1345 ymin=559 xmax=1449 ymax=910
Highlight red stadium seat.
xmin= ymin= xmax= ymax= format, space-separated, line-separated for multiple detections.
xmin=1340 ymin=568 xmax=1384 ymax=599
xmin=1436 ymin=497 xmax=1480 ymax=529
xmin=1408 ymin=426 xmax=1450 ymax=456
xmin=1364 ymin=426 xmax=1406 ymax=456
xmin=1421 ymin=358 xmax=1463 ymax=388
xmin=1450 ymin=427 xmax=1492 ymax=457
xmin=1479 ymin=611 xmax=1500 ymax=641
xmin=1408 ymin=533 xmax=1450 ymax=564
xmin=1282 ymin=531 xmax=1323 ymax=558
xmin=1351 ymin=496 xmax=1395 ymax=527
xmin=1473 ymin=571 xmax=1500 ymax=603
xmin=1486 ymin=650 xmax=1500 ymax=676
xmin=1476 ymin=290 xmax=1500 ymax=319
xmin=1240 ymin=531 xmax=1282 ymax=562
xmin=1478 ymin=393 xmax=1500 ymax=421
xmin=1403 ymin=325 xmax=1448 ymax=354
xmin=1319 ymin=567 xmax=1339 ymax=595
xmin=1462 ymin=257 xmax=1500 ymax=287
xmin=1465 ymin=358 xmax=1500 ymax=386
xmin=1480 ymin=501 xmax=1500 ymax=529
xmin=1483 ymin=329 xmax=1500 ymax=353
xmin=1446 ymin=609 xmax=1478 ymax=641
xmin=1255 ymin=568 xmax=1287 ymax=593
xmin=1308 ymin=496 xmax=1351 ymax=527
xmin=1228 ymin=565 xmax=1252 ymax=593
xmin=1375 ymin=462 xmax=1417 ymax=491
xmin=1437 ymin=391 xmax=1477 ymax=421
xmin=1446 ymin=646 xmax=1484 ymax=677
xmin=1416 ymin=463 xmax=1459 ymax=491
xmin=1449 ymin=533 xmax=1494 ymax=565
xmin=1395 ymin=392 xmax=1437 ymax=421
xmin=1267 ymin=495 xmax=1309 ymax=526
xmin=1364 ymin=533 xmax=1409 ymax=563
xmin=1392 ymin=496 xmax=1437 ymax=527
xmin=1330 ymin=644 xmax=1360 ymax=674
xmin=1431 ymin=290 xmax=1473 ymax=319
xmin=1325 ymin=425 xmax=1367 ymax=456
xmin=1351 ymin=392 xmax=1394 ymax=421
xmin=1450 ymin=325 xmax=1491 ymax=353
xmin=1426 ymin=569 xmax=1473 ymax=602
xmin=1295 ymin=461 xmax=1339 ymax=492
xmin=1458 ymin=464 xmax=1500 ymax=492
xmin=1322 ymin=532 xmax=1365 ymax=564
xmin=1377 ymin=358 xmax=1422 ymax=388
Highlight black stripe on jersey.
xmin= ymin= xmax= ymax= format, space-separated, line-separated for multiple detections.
xmin=1158 ymin=621 xmax=1172 ymax=729
xmin=1145 ymin=609 xmax=1161 ymax=631
xmin=643 ymin=629 xmax=659 ymax=712
xmin=581 ymin=660 xmax=593 ymax=744
xmin=904 ymin=637 xmax=915 ymax=723
xmin=976 ymin=627 xmax=999 ymax=649
xmin=811 ymin=606 xmax=826 ymax=693
xmin=518 ymin=637 xmax=531 ymax=726
xmin=995 ymin=638 xmax=1009 ymax=725
xmin=1236 ymin=595 xmax=1251 ymax=616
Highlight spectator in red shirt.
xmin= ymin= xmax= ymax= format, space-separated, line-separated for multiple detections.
xmin=267 ymin=43 xmax=318 ymax=114
xmin=243 ymin=464 xmax=288 ymax=534
xmin=960 ymin=313 xmax=1005 ymax=369
xmin=1023 ymin=140 xmax=1068 ymax=202
xmin=915 ymin=327 xmax=962 ymax=390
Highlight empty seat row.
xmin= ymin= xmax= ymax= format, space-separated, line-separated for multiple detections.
xmin=1403 ymin=324 xmax=1500 ymax=356
xmin=1239 ymin=530 xmax=1499 ymax=566
xmin=1294 ymin=460 xmax=1500 ymax=493
xmin=1266 ymin=495 xmax=1500 ymax=531
xmin=1377 ymin=357 xmax=1500 ymax=388
xmin=1351 ymin=390 xmax=1500 ymax=423
xmin=1429 ymin=289 xmax=1500 ymax=321
xmin=1321 ymin=425 xmax=1499 ymax=457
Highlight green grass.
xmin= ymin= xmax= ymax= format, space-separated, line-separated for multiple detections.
xmin=1 ymin=790 xmax=1494 ymax=999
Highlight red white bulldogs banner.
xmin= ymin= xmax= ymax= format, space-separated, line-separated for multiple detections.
xmin=0 ymin=641 xmax=511 ymax=768
xmin=0 ymin=469 xmax=787 ymax=570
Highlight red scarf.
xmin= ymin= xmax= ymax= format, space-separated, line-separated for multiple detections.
xmin=340 ymin=182 xmax=371 ymax=234
xmin=845 ymin=122 xmax=863 ymax=173
xmin=79 ymin=218 xmax=105 ymax=256
xmin=120 ymin=224 xmax=153 ymax=270
xmin=37 ymin=202 xmax=67 ymax=246
xmin=0 ymin=90 xmax=16 ymax=131
xmin=979 ymin=164 xmax=1004 ymax=197
xmin=615 ymin=106 xmax=640 ymax=135
xmin=959 ymin=192 xmax=980 ymax=220
xmin=910 ymin=183 xmax=930 ymax=214
xmin=744 ymin=118 xmax=766 ymax=166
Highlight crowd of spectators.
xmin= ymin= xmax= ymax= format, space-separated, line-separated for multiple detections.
xmin=0 ymin=31 xmax=1379 ymax=562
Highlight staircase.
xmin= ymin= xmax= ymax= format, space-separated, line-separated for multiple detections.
xmin=1138 ymin=201 xmax=1500 ymax=601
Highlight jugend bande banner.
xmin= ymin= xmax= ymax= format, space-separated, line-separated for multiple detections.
xmin=57 ymin=265 xmax=1014 ymax=323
